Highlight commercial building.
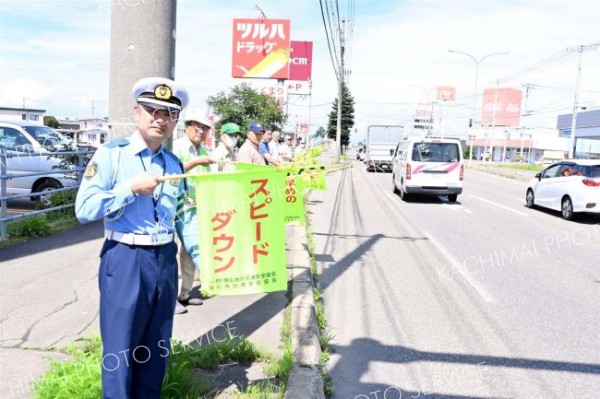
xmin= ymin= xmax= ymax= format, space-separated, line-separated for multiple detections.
xmin=557 ymin=109 xmax=600 ymax=159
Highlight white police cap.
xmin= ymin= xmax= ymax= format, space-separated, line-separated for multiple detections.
xmin=132 ymin=77 xmax=189 ymax=111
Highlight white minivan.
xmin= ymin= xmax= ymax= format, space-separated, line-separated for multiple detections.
xmin=0 ymin=121 xmax=79 ymax=201
xmin=391 ymin=137 xmax=464 ymax=202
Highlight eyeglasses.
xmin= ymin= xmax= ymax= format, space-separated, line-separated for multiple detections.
xmin=189 ymin=123 xmax=210 ymax=131
xmin=141 ymin=105 xmax=179 ymax=125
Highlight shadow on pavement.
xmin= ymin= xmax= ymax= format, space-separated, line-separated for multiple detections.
xmin=0 ymin=220 xmax=104 ymax=262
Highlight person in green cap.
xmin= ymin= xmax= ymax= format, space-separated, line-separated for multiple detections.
xmin=210 ymin=122 xmax=244 ymax=172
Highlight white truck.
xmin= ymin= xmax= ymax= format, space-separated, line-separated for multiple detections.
xmin=365 ymin=125 xmax=404 ymax=172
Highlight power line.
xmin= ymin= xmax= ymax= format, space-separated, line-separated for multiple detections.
xmin=319 ymin=0 xmax=340 ymax=78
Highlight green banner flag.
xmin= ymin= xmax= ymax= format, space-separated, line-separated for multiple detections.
xmin=297 ymin=165 xmax=327 ymax=191
xmin=283 ymin=176 xmax=305 ymax=225
xmin=192 ymin=169 xmax=288 ymax=295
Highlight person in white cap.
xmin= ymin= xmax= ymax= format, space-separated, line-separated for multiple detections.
xmin=279 ymin=134 xmax=294 ymax=162
xmin=171 ymin=110 xmax=214 ymax=314
xmin=75 ymin=76 xmax=199 ymax=398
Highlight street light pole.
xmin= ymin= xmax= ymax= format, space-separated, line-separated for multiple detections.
xmin=448 ymin=50 xmax=508 ymax=164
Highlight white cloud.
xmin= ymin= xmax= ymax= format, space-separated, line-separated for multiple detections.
xmin=1 ymin=0 xmax=598 ymax=141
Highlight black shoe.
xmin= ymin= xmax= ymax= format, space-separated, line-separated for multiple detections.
xmin=178 ymin=296 xmax=203 ymax=306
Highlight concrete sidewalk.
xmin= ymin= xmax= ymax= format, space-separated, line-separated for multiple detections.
xmin=0 ymin=218 xmax=322 ymax=398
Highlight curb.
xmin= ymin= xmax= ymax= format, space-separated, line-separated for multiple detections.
xmin=285 ymin=224 xmax=325 ymax=399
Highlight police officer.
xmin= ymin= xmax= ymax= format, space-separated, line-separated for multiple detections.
xmin=75 ymin=77 xmax=199 ymax=398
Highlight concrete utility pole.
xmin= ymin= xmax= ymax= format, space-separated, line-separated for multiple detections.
xmin=566 ymin=42 xmax=598 ymax=158
xmin=335 ymin=19 xmax=345 ymax=163
xmin=108 ymin=0 xmax=177 ymax=138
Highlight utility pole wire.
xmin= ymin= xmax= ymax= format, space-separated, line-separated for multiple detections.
xmin=319 ymin=0 xmax=340 ymax=77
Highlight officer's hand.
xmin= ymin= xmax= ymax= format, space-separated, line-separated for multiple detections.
xmin=130 ymin=173 xmax=161 ymax=196
xmin=195 ymin=156 xmax=215 ymax=166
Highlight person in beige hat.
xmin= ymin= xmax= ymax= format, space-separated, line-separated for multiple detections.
xmin=172 ymin=109 xmax=214 ymax=314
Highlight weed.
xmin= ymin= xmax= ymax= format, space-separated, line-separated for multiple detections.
xmin=32 ymin=334 xmax=270 ymax=399
xmin=8 ymin=215 xmax=52 ymax=239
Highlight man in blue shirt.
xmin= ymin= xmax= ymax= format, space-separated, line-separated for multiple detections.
xmin=75 ymin=76 xmax=199 ymax=399
xmin=258 ymin=129 xmax=281 ymax=166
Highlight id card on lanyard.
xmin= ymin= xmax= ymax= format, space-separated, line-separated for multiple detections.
xmin=149 ymin=224 xmax=171 ymax=244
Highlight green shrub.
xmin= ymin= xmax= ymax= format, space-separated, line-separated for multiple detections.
xmin=8 ymin=216 xmax=52 ymax=239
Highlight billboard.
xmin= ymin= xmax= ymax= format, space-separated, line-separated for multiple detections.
xmin=232 ymin=19 xmax=291 ymax=79
xmin=413 ymin=103 xmax=434 ymax=130
xmin=436 ymin=86 xmax=456 ymax=101
xmin=481 ymin=88 xmax=522 ymax=127
xmin=289 ymin=41 xmax=313 ymax=81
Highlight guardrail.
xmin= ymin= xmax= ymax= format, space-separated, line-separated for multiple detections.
xmin=0 ymin=148 xmax=95 ymax=241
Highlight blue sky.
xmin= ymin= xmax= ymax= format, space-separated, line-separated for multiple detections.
xmin=1 ymin=0 xmax=599 ymax=142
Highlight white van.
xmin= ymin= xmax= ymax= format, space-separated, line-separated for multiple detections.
xmin=391 ymin=137 xmax=464 ymax=202
xmin=0 ymin=121 xmax=79 ymax=201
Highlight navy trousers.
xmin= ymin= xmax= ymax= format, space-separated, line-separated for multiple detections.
xmin=98 ymin=239 xmax=178 ymax=399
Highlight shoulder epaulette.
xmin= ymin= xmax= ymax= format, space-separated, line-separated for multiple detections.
xmin=104 ymin=138 xmax=130 ymax=148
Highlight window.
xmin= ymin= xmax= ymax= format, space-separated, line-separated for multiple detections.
xmin=21 ymin=114 xmax=26 ymax=120
xmin=411 ymin=143 xmax=459 ymax=162
xmin=0 ymin=127 xmax=31 ymax=152
xmin=29 ymin=115 xmax=39 ymax=121
xmin=541 ymin=164 xmax=561 ymax=179
xmin=559 ymin=164 xmax=575 ymax=177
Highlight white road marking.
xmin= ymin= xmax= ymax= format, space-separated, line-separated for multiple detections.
xmin=441 ymin=203 xmax=473 ymax=213
xmin=423 ymin=231 xmax=497 ymax=303
xmin=470 ymin=194 xmax=529 ymax=217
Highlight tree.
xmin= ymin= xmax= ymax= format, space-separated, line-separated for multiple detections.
xmin=314 ymin=126 xmax=326 ymax=139
xmin=206 ymin=83 xmax=286 ymax=131
xmin=44 ymin=115 xmax=59 ymax=128
xmin=326 ymin=83 xmax=355 ymax=152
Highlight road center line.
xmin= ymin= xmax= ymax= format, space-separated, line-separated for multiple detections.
xmin=470 ymin=194 xmax=529 ymax=217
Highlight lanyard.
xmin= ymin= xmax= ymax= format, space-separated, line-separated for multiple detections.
xmin=138 ymin=153 xmax=165 ymax=223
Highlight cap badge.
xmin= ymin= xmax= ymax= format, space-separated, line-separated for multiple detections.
xmin=154 ymin=84 xmax=172 ymax=100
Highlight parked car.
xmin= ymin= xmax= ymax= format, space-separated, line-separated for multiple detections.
xmin=0 ymin=121 xmax=79 ymax=201
xmin=75 ymin=128 xmax=108 ymax=149
xmin=525 ymin=160 xmax=600 ymax=220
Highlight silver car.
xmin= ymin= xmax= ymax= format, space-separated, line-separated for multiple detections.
xmin=0 ymin=121 xmax=79 ymax=201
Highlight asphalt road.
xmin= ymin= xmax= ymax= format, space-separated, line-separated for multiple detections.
xmin=309 ymin=160 xmax=600 ymax=399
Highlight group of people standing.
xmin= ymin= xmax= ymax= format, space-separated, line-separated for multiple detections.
xmin=171 ymin=108 xmax=298 ymax=314
xmin=75 ymin=76 xmax=304 ymax=398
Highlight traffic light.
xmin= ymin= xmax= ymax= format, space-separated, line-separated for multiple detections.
xmin=468 ymin=118 xmax=473 ymax=128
